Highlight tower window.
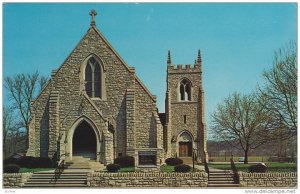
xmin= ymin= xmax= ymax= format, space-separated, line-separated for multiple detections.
xmin=179 ymin=79 xmax=192 ymax=101
xmin=183 ymin=115 xmax=187 ymax=124
xmin=85 ymin=57 xmax=102 ymax=98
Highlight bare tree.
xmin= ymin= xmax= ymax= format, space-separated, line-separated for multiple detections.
xmin=4 ymin=71 xmax=48 ymax=149
xmin=211 ymin=92 xmax=273 ymax=164
xmin=259 ymin=42 xmax=297 ymax=139
xmin=3 ymin=106 xmax=24 ymax=158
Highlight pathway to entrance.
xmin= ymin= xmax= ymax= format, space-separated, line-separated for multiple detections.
xmin=23 ymin=156 xmax=105 ymax=188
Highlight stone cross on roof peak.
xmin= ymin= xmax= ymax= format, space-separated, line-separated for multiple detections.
xmin=90 ymin=9 xmax=97 ymax=26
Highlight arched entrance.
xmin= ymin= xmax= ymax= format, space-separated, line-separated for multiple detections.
xmin=72 ymin=120 xmax=97 ymax=159
xmin=178 ymin=131 xmax=193 ymax=157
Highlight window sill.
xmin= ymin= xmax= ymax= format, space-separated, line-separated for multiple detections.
xmin=90 ymin=97 xmax=101 ymax=100
xmin=90 ymin=97 xmax=106 ymax=101
xmin=172 ymin=101 xmax=198 ymax=104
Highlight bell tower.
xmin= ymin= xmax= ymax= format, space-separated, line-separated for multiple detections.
xmin=164 ymin=50 xmax=208 ymax=163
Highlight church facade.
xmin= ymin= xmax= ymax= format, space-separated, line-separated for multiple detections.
xmin=27 ymin=10 xmax=207 ymax=167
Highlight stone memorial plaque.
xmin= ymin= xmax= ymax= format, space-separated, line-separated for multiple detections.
xmin=138 ymin=152 xmax=156 ymax=165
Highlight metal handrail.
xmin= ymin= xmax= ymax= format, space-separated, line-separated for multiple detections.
xmin=204 ymin=160 xmax=209 ymax=174
xmin=53 ymin=159 xmax=65 ymax=182
xmin=230 ymin=158 xmax=239 ymax=184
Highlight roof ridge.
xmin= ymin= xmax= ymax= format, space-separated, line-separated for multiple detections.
xmin=91 ymin=26 xmax=156 ymax=102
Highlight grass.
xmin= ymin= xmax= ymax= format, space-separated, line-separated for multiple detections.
xmin=19 ymin=167 xmax=55 ymax=173
xmin=208 ymin=162 xmax=297 ymax=172
xmin=118 ymin=167 xmax=135 ymax=172
xmin=160 ymin=165 xmax=204 ymax=172
xmin=104 ymin=167 xmax=135 ymax=172
xmin=160 ymin=165 xmax=175 ymax=172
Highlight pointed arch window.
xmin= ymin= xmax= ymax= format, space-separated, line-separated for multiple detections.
xmin=85 ymin=57 xmax=102 ymax=98
xmin=85 ymin=63 xmax=92 ymax=97
xmin=179 ymin=79 xmax=192 ymax=101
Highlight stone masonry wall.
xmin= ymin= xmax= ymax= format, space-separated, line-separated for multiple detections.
xmin=134 ymin=79 xmax=161 ymax=149
xmin=167 ymin=66 xmax=202 ymax=103
xmin=28 ymin=24 xmax=160 ymax=159
xmin=170 ymin=102 xmax=198 ymax=139
xmin=87 ymin=172 xmax=208 ymax=187
xmin=3 ymin=173 xmax=32 ymax=188
xmin=50 ymin=27 xmax=135 ymax=159
xmin=28 ymin=83 xmax=51 ymax=157
xmin=167 ymin=64 xmax=205 ymax=158
xmin=239 ymin=172 xmax=297 ymax=188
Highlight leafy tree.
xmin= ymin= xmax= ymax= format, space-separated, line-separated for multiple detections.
xmin=211 ymin=92 xmax=273 ymax=164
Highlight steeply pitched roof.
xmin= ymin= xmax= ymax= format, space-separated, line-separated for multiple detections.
xmin=91 ymin=26 xmax=156 ymax=102
xmin=33 ymin=22 xmax=156 ymax=105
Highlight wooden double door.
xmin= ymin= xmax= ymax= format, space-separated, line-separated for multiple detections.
xmin=179 ymin=142 xmax=192 ymax=157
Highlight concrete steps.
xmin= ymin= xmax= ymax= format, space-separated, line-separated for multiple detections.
xmin=23 ymin=172 xmax=88 ymax=188
xmin=23 ymin=156 xmax=104 ymax=188
xmin=208 ymin=170 xmax=239 ymax=188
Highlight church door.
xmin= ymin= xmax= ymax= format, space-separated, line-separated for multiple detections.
xmin=72 ymin=121 xmax=97 ymax=159
xmin=179 ymin=142 xmax=192 ymax=157
xmin=178 ymin=131 xmax=193 ymax=157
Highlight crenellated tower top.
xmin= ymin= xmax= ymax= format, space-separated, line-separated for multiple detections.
xmin=167 ymin=49 xmax=203 ymax=74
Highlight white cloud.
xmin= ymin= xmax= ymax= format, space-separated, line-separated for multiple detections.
xmin=145 ymin=8 xmax=154 ymax=22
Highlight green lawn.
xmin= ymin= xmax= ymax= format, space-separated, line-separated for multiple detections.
xmin=118 ymin=167 xmax=135 ymax=172
xmin=208 ymin=162 xmax=297 ymax=172
xmin=160 ymin=165 xmax=175 ymax=172
xmin=160 ymin=165 xmax=203 ymax=172
xmin=19 ymin=168 xmax=55 ymax=173
xmin=103 ymin=166 xmax=135 ymax=172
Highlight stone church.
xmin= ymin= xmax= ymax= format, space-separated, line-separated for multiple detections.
xmin=27 ymin=10 xmax=208 ymax=168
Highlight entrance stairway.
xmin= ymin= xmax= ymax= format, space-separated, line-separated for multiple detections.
xmin=23 ymin=171 xmax=88 ymax=188
xmin=208 ymin=170 xmax=239 ymax=187
xmin=23 ymin=156 xmax=104 ymax=188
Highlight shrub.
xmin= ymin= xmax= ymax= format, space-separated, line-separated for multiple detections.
xmin=34 ymin=157 xmax=54 ymax=168
xmin=4 ymin=157 xmax=19 ymax=165
xmin=4 ymin=164 xmax=20 ymax=173
xmin=106 ymin=164 xmax=121 ymax=172
xmin=114 ymin=156 xmax=135 ymax=168
xmin=18 ymin=156 xmax=36 ymax=168
xmin=165 ymin=158 xmax=183 ymax=166
xmin=174 ymin=164 xmax=191 ymax=172
xmin=248 ymin=163 xmax=267 ymax=173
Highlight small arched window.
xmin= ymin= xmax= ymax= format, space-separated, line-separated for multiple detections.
xmin=179 ymin=79 xmax=191 ymax=101
xmin=85 ymin=57 xmax=102 ymax=98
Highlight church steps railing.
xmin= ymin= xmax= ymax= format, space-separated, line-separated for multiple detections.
xmin=230 ymin=158 xmax=240 ymax=184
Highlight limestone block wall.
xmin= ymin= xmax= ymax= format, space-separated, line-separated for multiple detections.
xmin=170 ymin=102 xmax=198 ymax=139
xmin=87 ymin=172 xmax=208 ymax=187
xmin=239 ymin=172 xmax=297 ymax=188
xmin=28 ymin=25 xmax=163 ymax=159
xmin=125 ymin=89 xmax=135 ymax=156
xmin=167 ymin=67 xmax=202 ymax=103
xmin=29 ymin=82 xmax=51 ymax=157
xmin=134 ymin=79 xmax=161 ymax=149
xmin=49 ymin=28 xmax=136 ymax=158
xmin=167 ymin=64 xmax=206 ymax=159
xmin=3 ymin=173 xmax=32 ymax=188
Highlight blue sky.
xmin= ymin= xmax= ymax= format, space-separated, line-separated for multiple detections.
xmin=3 ymin=3 xmax=297 ymax=139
